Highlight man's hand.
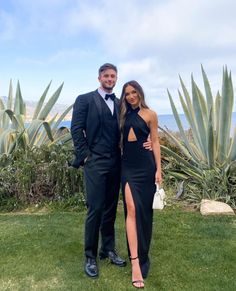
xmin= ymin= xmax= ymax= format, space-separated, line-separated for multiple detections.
xmin=143 ymin=136 xmax=152 ymax=151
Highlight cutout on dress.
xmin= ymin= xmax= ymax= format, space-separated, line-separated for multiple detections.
xmin=128 ymin=127 xmax=137 ymax=142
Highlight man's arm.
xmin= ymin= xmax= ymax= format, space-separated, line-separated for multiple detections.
xmin=143 ymin=135 xmax=152 ymax=150
xmin=71 ymin=95 xmax=90 ymax=167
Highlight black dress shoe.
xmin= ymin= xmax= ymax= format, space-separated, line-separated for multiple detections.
xmin=84 ymin=257 xmax=98 ymax=278
xmin=100 ymin=250 xmax=127 ymax=267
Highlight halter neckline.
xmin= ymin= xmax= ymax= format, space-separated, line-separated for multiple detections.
xmin=129 ymin=106 xmax=140 ymax=114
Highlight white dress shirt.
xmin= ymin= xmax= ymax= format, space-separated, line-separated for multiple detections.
xmin=98 ymin=87 xmax=114 ymax=115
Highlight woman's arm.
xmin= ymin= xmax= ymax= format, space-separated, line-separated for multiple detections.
xmin=149 ymin=110 xmax=162 ymax=184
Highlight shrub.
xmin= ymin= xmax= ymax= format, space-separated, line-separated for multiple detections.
xmin=0 ymin=144 xmax=85 ymax=211
xmin=162 ymin=66 xmax=236 ymax=206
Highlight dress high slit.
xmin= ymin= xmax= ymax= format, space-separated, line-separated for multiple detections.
xmin=121 ymin=107 xmax=156 ymax=270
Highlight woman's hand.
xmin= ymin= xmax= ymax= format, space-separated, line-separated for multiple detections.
xmin=155 ymin=170 xmax=162 ymax=185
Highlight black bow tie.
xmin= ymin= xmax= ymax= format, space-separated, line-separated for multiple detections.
xmin=105 ymin=93 xmax=116 ymax=101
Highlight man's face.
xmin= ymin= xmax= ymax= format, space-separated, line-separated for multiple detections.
xmin=98 ymin=69 xmax=117 ymax=92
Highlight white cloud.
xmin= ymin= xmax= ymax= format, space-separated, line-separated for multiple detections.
xmin=119 ymin=59 xmax=155 ymax=79
xmin=64 ymin=0 xmax=236 ymax=57
xmin=48 ymin=48 xmax=94 ymax=63
xmin=1 ymin=0 xmax=236 ymax=113
xmin=16 ymin=48 xmax=95 ymax=66
xmin=115 ymin=57 xmax=178 ymax=113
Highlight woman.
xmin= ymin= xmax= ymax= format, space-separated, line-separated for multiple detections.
xmin=120 ymin=80 xmax=162 ymax=289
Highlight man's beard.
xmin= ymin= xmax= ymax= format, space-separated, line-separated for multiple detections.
xmin=102 ymin=84 xmax=115 ymax=91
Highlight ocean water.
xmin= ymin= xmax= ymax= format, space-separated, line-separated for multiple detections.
xmin=61 ymin=112 xmax=236 ymax=133
xmin=157 ymin=113 xmax=236 ymax=132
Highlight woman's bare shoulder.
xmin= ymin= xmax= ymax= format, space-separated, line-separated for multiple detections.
xmin=142 ymin=108 xmax=157 ymax=119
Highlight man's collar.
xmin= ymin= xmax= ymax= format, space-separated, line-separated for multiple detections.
xmin=98 ymin=87 xmax=113 ymax=99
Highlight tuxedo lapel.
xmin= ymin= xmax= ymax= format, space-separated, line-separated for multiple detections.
xmin=114 ymin=98 xmax=120 ymax=125
xmin=93 ymin=90 xmax=102 ymax=120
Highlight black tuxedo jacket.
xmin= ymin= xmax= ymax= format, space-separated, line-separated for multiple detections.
xmin=70 ymin=89 xmax=120 ymax=168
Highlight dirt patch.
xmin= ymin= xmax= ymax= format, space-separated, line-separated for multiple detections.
xmin=181 ymin=205 xmax=199 ymax=212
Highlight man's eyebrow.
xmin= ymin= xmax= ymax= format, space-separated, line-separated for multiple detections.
xmin=103 ymin=73 xmax=116 ymax=77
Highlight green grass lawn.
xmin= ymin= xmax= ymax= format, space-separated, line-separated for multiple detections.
xmin=0 ymin=206 xmax=235 ymax=291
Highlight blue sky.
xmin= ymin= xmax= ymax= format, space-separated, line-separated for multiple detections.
xmin=0 ymin=0 xmax=236 ymax=114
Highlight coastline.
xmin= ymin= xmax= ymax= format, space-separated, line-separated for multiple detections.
xmin=58 ymin=112 xmax=236 ymax=133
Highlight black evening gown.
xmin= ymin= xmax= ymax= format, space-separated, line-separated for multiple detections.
xmin=121 ymin=107 xmax=156 ymax=275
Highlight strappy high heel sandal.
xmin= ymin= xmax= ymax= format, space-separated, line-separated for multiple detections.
xmin=130 ymin=257 xmax=144 ymax=289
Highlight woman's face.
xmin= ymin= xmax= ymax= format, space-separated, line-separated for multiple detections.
xmin=124 ymin=85 xmax=140 ymax=108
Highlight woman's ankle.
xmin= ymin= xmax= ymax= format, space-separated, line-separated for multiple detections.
xmin=131 ymin=261 xmax=143 ymax=276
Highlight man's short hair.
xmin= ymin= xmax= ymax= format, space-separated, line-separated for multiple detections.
xmin=98 ymin=63 xmax=117 ymax=75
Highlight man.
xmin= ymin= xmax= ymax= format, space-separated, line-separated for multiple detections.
xmin=71 ymin=63 xmax=125 ymax=278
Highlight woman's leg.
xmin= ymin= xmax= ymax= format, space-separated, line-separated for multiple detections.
xmin=125 ymin=183 xmax=144 ymax=288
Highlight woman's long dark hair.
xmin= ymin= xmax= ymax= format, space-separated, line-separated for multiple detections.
xmin=119 ymin=80 xmax=149 ymax=147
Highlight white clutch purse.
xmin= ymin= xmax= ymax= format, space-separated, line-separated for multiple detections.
xmin=152 ymin=183 xmax=166 ymax=210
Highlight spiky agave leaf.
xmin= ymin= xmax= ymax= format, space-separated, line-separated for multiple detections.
xmin=167 ymin=90 xmax=200 ymax=162
xmin=52 ymin=104 xmax=73 ymax=130
xmin=191 ymin=76 xmax=208 ymax=159
xmin=33 ymin=81 xmax=52 ymax=120
xmin=7 ymin=79 xmax=13 ymax=110
xmin=0 ymin=80 xmax=71 ymax=155
xmin=201 ymin=65 xmax=214 ymax=117
xmin=2 ymin=80 xmax=13 ymax=129
xmin=0 ymin=99 xmax=5 ymax=110
xmin=166 ymin=66 xmax=235 ymax=169
xmin=164 ymin=66 xmax=236 ymax=206
xmin=218 ymin=67 xmax=234 ymax=163
xmin=36 ymin=113 xmax=59 ymax=146
xmin=37 ymin=83 xmax=64 ymax=120
xmin=50 ymin=132 xmax=72 ymax=146
xmin=178 ymin=90 xmax=204 ymax=156
xmin=161 ymin=145 xmax=203 ymax=176
xmin=26 ymin=119 xmax=54 ymax=146
xmin=40 ymin=104 xmax=73 ymax=146
xmin=14 ymin=81 xmax=26 ymax=116
xmin=206 ymin=107 xmax=215 ymax=167
xmin=228 ymin=126 xmax=236 ymax=162
xmin=0 ymin=128 xmax=17 ymax=154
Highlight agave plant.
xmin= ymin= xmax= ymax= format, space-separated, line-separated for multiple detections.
xmin=0 ymin=80 xmax=72 ymax=155
xmin=161 ymin=66 xmax=236 ymax=204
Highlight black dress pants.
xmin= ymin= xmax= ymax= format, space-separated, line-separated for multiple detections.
xmin=83 ymin=153 xmax=121 ymax=259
